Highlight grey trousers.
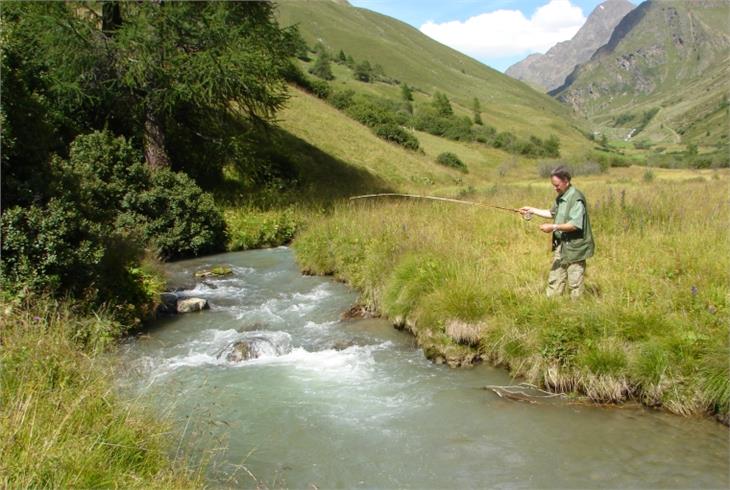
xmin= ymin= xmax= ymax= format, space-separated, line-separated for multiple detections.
xmin=547 ymin=245 xmax=585 ymax=299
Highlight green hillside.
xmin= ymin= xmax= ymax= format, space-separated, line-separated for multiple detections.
xmin=552 ymin=0 xmax=730 ymax=149
xmin=275 ymin=0 xmax=593 ymax=156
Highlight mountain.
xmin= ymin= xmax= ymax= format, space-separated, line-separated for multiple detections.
xmin=551 ymin=0 xmax=730 ymax=146
xmin=506 ymin=0 xmax=635 ymax=93
xmin=275 ymin=0 xmax=592 ymax=154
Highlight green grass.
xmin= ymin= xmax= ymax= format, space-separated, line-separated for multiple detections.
xmin=276 ymin=0 xmax=593 ymax=156
xmin=0 ymin=297 xmax=202 ymax=488
xmin=293 ymin=175 xmax=730 ymax=420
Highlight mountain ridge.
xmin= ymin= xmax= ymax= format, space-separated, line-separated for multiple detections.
xmin=551 ymin=0 xmax=730 ymax=146
xmin=506 ymin=0 xmax=635 ymax=92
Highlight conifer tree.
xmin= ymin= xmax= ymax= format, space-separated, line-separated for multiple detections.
xmin=354 ymin=60 xmax=373 ymax=82
xmin=432 ymin=92 xmax=453 ymax=117
xmin=401 ymin=83 xmax=414 ymax=102
xmin=310 ymin=52 xmax=335 ymax=80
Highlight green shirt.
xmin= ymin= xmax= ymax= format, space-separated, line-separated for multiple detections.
xmin=551 ymin=186 xmax=585 ymax=239
xmin=549 ymin=185 xmax=595 ymax=264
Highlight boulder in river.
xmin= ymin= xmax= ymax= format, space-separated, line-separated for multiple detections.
xmin=223 ymin=341 xmax=257 ymax=362
xmin=217 ymin=331 xmax=293 ymax=363
xmin=177 ymin=298 xmax=209 ymax=313
xmin=194 ymin=266 xmax=233 ymax=278
xmin=340 ymin=303 xmax=379 ymax=320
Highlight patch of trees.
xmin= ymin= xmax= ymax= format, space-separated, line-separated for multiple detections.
xmin=1 ymin=2 xmax=299 ymax=314
xmin=412 ymin=93 xmax=561 ymax=158
xmin=328 ymin=90 xmax=419 ymax=150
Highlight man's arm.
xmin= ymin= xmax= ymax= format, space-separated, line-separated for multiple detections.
xmin=519 ymin=206 xmax=552 ymax=219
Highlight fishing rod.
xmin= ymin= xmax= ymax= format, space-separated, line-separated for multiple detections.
xmin=349 ymin=193 xmax=533 ymax=220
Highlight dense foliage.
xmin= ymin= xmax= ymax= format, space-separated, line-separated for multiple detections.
xmin=436 ymin=152 xmax=468 ymax=172
xmin=0 ymin=1 xmax=298 ymax=313
xmin=1 ymin=132 xmax=225 ymax=309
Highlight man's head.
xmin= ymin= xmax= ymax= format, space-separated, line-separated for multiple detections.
xmin=550 ymin=165 xmax=571 ymax=195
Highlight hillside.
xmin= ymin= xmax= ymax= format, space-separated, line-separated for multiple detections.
xmin=506 ymin=0 xmax=635 ymax=92
xmin=551 ymin=0 xmax=730 ymax=148
xmin=275 ymin=0 xmax=593 ymax=156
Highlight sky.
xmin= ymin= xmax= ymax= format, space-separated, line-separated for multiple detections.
xmin=348 ymin=0 xmax=620 ymax=72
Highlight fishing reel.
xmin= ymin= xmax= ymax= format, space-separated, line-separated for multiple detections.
xmin=521 ymin=210 xmax=533 ymax=221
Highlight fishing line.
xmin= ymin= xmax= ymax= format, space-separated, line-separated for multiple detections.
xmin=349 ymin=193 xmax=533 ymax=220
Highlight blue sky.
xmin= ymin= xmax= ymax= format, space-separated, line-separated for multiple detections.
xmin=349 ymin=0 xmax=621 ymax=72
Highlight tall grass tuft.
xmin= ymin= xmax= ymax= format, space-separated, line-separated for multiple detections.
xmin=0 ymin=297 xmax=201 ymax=488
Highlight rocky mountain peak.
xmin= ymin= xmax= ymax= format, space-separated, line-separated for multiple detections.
xmin=505 ymin=0 xmax=635 ymax=92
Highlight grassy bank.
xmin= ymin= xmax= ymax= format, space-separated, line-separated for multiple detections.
xmin=0 ymin=298 xmax=201 ymax=488
xmin=293 ymin=176 xmax=729 ymax=422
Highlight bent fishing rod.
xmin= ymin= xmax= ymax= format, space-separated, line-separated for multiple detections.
xmin=349 ymin=193 xmax=533 ymax=220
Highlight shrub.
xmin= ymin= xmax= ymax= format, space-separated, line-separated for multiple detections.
xmin=308 ymin=79 xmax=331 ymax=99
xmin=413 ymin=108 xmax=473 ymax=141
xmin=436 ymin=152 xmax=467 ymax=172
xmin=284 ymin=62 xmax=330 ymax=99
xmin=119 ymin=169 xmax=227 ymax=260
xmin=374 ymin=123 xmax=420 ymax=150
xmin=328 ymin=89 xmax=356 ymax=110
xmin=0 ymin=199 xmax=147 ymax=316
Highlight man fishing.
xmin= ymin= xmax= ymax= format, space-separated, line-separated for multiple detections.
xmin=520 ymin=165 xmax=594 ymax=299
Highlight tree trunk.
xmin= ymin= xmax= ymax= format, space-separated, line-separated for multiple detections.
xmin=144 ymin=112 xmax=171 ymax=169
xmin=102 ymin=1 xmax=122 ymax=34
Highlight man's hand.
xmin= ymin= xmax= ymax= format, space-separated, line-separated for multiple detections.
xmin=539 ymin=223 xmax=556 ymax=234
xmin=519 ymin=206 xmax=534 ymax=216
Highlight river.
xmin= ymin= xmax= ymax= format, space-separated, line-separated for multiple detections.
xmin=119 ymin=248 xmax=729 ymax=489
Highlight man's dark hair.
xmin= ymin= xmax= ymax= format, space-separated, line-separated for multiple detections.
xmin=550 ymin=165 xmax=572 ymax=182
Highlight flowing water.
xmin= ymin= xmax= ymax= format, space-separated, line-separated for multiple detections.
xmin=119 ymin=248 xmax=729 ymax=489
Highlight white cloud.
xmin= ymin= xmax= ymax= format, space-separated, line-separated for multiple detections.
xmin=419 ymin=0 xmax=586 ymax=59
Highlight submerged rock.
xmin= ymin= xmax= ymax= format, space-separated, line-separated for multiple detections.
xmin=341 ymin=303 xmax=379 ymax=320
xmin=332 ymin=340 xmax=356 ymax=351
xmin=217 ymin=331 xmax=293 ymax=363
xmin=223 ymin=341 xmax=257 ymax=362
xmin=194 ymin=266 xmax=233 ymax=278
xmin=177 ymin=298 xmax=209 ymax=313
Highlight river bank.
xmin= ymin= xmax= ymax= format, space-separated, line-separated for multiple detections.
xmin=292 ymin=178 xmax=729 ymax=423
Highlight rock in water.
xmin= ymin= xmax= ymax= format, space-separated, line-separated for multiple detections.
xmin=217 ymin=331 xmax=293 ymax=363
xmin=194 ymin=266 xmax=233 ymax=278
xmin=224 ymin=341 xmax=256 ymax=362
xmin=177 ymin=298 xmax=209 ymax=313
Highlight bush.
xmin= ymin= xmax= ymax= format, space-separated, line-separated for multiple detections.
xmin=346 ymin=101 xmax=392 ymax=127
xmin=328 ymin=89 xmax=356 ymax=110
xmin=1 ymin=131 xmax=227 ymax=308
xmin=413 ymin=107 xmax=472 ymax=141
xmin=436 ymin=152 xmax=467 ymax=172
xmin=120 ymin=169 xmax=227 ymax=260
xmin=308 ymin=79 xmax=331 ymax=99
xmin=284 ymin=62 xmax=330 ymax=99
xmin=374 ymin=123 xmax=420 ymax=150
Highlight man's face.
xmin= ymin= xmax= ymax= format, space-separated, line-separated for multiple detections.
xmin=551 ymin=176 xmax=570 ymax=195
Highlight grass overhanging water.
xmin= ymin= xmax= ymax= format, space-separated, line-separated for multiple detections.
xmin=292 ymin=178 xmax=730 ymax=422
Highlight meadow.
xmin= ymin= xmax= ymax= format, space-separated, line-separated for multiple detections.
xmin=293 ymin=171 xmax=729 ymax=422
